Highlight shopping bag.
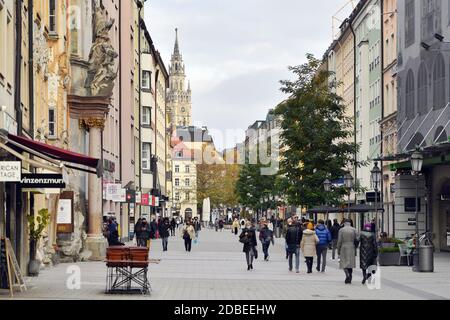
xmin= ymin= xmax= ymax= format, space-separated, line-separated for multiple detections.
xmin=193 ymin=238 xmax=198 ymax=245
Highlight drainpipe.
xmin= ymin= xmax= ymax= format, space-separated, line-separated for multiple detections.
xmin=137 ymin=1 xmax=144 ymax=218
xmin=349 ymin=22 xmax=357 ymax=209
xmin=28 ymin=0 xmax=34 ymax=136
xmin=380 ymin=0 xmax=385 ymax=234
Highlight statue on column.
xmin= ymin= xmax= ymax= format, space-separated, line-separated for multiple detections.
xmin=84 ymin=4 xmax=118 ymax=97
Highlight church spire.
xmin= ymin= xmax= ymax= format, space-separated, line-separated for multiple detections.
xmin=174 ymin=28 xmax=180 ymax=56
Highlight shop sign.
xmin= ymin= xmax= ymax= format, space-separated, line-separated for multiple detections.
xmin=141 ymin=193 xmax=150 ymax=206
xmin=112 ymin=188 xmax=126 ymax=202
xmin=0 ymin=161 xmax=21 ymax=182
xmin=20 ymin=173 xmax=65 ymax=188
xmin=106 ymin=183 xmax=122 ymax=201
xmin=57 ymin=191 xmax=74 ymax=233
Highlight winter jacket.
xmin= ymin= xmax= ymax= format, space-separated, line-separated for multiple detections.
xmin=285 ymin=224 xmax=302 ymax=253
xmin=158 ymin=221 xmax=171 ymax=238
xmin=240 ymin=228 xmax=257 ymax=253
xmin=259 ymin=227 xmax=273 ymax=244
xmin=337 ymin=223 xmax=359 ymax=269
xmin=150 ymin=221 xmax=158 ymax=239
xmin=359 ymin=231 xmax=378 ymax=269
xmin=134 ymin=221 xmax=142 ymax=238
xmin=330 ymin=223 xmax=341 ymax=240
xmin=140 ymin=222 xmax=151 ymax=241
xmin=315 ymin=224 xmax=332 ymax=246
xmin=300 ymin=229 xmax=319 ymax=257
xmin=181 ymin=225 xmax=196 ymax=240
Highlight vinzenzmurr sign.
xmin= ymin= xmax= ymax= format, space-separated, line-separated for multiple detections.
xmin=20 ymin=174 xmax=66 ymax=189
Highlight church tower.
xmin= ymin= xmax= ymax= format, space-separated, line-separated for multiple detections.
xmin=167 ymin=28 xmax=192 ymax=128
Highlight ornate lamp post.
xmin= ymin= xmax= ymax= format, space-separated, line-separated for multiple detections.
xmin=371 ymin=162 xmax=382 ymax=237
xmin=411 ymin=149 xmax=424 ymax=264
xmin=323 ymin=178 xmax=332 ymax=221
xmin=344 ymin=173 xmax=354 ymax=219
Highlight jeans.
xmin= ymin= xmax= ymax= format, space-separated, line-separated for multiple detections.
xmin=316 ymin=245 xmax=328 ymax=271
xmin=331 ymin=239 xmax=338 ymax=259
xmin=184 ymin=238 xmax=192 ymax=252
xmin=245 ymin=247 xmax=255 ymax=266
xmin=288 ymin=246 xmax=300 ymax=271
xmin=234 ymin=227 xmax=238 ymax=235
xmin=262 ymin=241 xmax=270 ymax=260
xmin=162 ymin=237 xmax=168 ymax=251
xmin=305 ymin=257 xmax=314 ymax=273
xmin=137 ymin=238 xmax=147 ymax=247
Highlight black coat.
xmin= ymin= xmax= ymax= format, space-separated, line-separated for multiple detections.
xmin=240 ymin=228 xmax=257 ymax=253
xmin=150 ymin=221 xmax=158 ymax=239
xmin=259 ymin=227 xmax=273 ymax=243
xmin=359 ymin=231 xmax=378 ymax=269
xmin=159 ymin=222 xmax=170 ymax=238
xmin=140 ymin=223 xmax=151 ymax=240
xmin=330 ymin=223 xmax=341 ymax=240
xmin=285 ymin=225 xmax=302 ymax=246
xmin=135 ymin=221 xmax=142 ymax=238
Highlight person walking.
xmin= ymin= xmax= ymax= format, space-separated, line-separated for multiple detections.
xmin=285 ymin=218 xmax=302 ymax=273
xmin=139 ymin=219 xmax=151 ymax=248
xmin=193 ymin=217 xmax=202 ymax=238
xmin=107 ymin=218 xmax=125 ymax=246
xmin=337 ymin=219 xmax=359 ymax=284
xmin=239 ymin=221 xmax=258 ymax=270
xmin=330 ymin=219 xmax=341 ymax=260
xmin=150 ymin=218 xmax=158 ymax=240
xmin=214 ymin=218 xmax=219 ymax=232
xmin=259 ymin=222 xmax=274 ymax=261
xmin=170 ymin=218 xmax=176 ymax=236
xmin=181 ymin=221 xmax=196 ymax=252
xmin=232 ymin=218 xmax=240 ymax=235
xmin=134 ymin=218 xmax=142 ymax=245
xmin=219 ymin=219 xmax=224 ymax=232
xmin=360 ymin=223 xmax=378 ymax=284
xmin=315 ymin=220 xmax=332 ymax=272
xmin=301 ymin=224 xmax=319 ymax=273
xmin=159 ymin=217 xmax=171 ymax=251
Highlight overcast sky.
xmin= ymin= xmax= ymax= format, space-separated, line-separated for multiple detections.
xmin=144 ymin=0 xmax=353 ymax=150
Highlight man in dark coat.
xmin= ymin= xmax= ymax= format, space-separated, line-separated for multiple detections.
xmin=150 ymin=218 xmax=158 ymax=239
xmin=285 ymin=218 xmax=302 ymax=273
xmin=158 ymin=218 xmax=171 ymax=251
xmin=259 ymin=223 xmax=274 ymax=261
xmin=139 ymin=218 xmax=151 ymax=247
xmin=170 ymin=218 xmax=176 ymax=236
xmin=330 ymin=219 xmax=341 ymax=260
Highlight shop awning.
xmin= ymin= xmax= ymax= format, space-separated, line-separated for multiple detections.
xmin=1 ymin=130 xmax=101 ymax=176
xmin=307 ymin=205 xmax=341 ymax=214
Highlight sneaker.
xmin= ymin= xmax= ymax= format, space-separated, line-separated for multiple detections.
xmin=296 ymin=270 xmax=300 ymax=274
xmin=289 ymin=268 xmax=293 ymax=272
xmin=321 ymin=270 xmax=325 ymax=273
xmin=316 ymin=267 xmax=320 ymax=272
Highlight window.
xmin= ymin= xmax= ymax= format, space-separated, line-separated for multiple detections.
xmin=142 ymin=143 xmax=151 ymax=170
xmin=142 ymin=71 xmax=151 ymax=90
xmin=185 ymin=165 xmax=190 ymax=173
xmin=433 ymin=54 xmax=446 ymax=110
xmin=405 ymin=0 xmax=415 ymax=47
xmin=406 ymin=69 xmax=415 ymax=119
xmin=49 ymin=0 xmax=56 ymax=33
xmin=185 ymin=192 xmax=190 ymax=201
xmin=48 ymin=108 xmax=56 ymax=138
xmin=175 ymin=193 xmax=180 ymax=201
xmin=185 ymin=178 xmax=190 ymax=187
xmin=175 ymin=178 xmax=180 ymax=186
xmin=418 ymin=63 xmax=428 ymax=114
xmin=142 ymin=106 xmax=151 ymax=125
xmin=175 ymin=165 xmax=180 ymax=173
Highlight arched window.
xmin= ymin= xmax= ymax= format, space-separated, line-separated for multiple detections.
xmin=433 ymin=53 xmax=446 ymax=110
xmin=406 ymin=69 xmax=415 ymax=119
xmin=417 ymin=63 xmax=428 ymax=115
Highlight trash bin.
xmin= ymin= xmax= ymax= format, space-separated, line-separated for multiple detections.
xmin=418 ymin=245 xmax=434 ymax=272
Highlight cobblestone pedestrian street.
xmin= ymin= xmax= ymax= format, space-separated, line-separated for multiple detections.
xmin=1 ymin=228 xmax=449 ymax=300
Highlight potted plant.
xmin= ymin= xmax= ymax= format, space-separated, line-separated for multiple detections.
xmin=27 ymin=208 xmax=50 ymax=276
xmin=378 ymin=238 xmax=406 ymax=266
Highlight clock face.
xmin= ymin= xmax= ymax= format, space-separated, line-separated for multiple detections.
xmin=181 ymin=107 xmax=186 ymax=113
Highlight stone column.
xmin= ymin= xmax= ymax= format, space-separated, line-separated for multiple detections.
xmin=84 ymin=117 xmax=107 ymax=261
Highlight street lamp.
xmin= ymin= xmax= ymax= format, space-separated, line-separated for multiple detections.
xmin=411 ymin=149 xmax=424 ymax=267
xmin=371 ymin=162 xmax=382 ymax=237
xmin=323 ymin=178 xmax=332 ymax=222
xmin=344 ymin=173 xmax=354 ymax=219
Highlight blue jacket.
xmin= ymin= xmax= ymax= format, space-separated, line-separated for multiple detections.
xmin=315 ymin=224 xmax=331 ymax=246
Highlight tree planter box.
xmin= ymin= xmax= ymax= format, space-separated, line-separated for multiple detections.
xmin=378 ymin=252 xmax=409 ymax=266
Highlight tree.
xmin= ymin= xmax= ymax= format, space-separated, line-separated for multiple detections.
xmin=274 ymin=54 xmax=361 ymax=209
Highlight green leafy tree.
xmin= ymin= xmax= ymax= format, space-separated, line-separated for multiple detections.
xmin=274 ymin=54 xmax=362 ymax=208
